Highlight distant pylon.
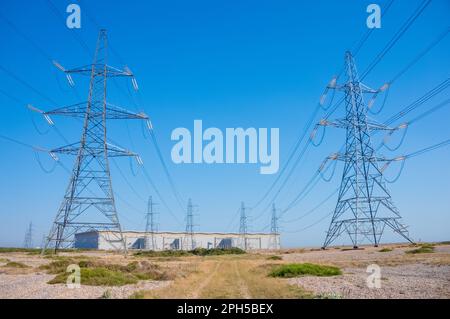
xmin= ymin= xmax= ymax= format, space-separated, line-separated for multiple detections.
xmin=145 ymin=196 xmax=158 ymax=250
xmin=320 ymin=51 xmax=414 ymax=249
xmin=185 ymin=198 xmax=197 ymax=250
xmin=239 ymin=202 xmax=249 ymax=250
xmin=270 ymin=203 xmax=280 ymax=249
xmin=23 ymin=222 xmax=33 ymax=249
xmin=38 ymin=30 xmax=149 ymax=254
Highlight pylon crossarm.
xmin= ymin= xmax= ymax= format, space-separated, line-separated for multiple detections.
xmin=323 ymin=119 xmax=397 ymax=131
xmin=359 ymin=83 xmax=378 ymax=94
xmin=106 ymin=143 xmax=142 ymax=162
xmin=49 ymin=142 xmax=142 ymax=161
xmin=43 ymin=102 xmax=88 ymax=118
xmin=30 ymin=102 xmax=147 ymax=121
xmin=55 ymin=63 xmax=133 ymax=77
xmin=365 ymin=120 xmax=397 ymax=131
xmin=106 ymin=103 xmax=149 ymax=120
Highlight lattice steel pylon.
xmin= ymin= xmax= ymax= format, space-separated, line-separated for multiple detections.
xmin=269 ymin=203 xmax=280 ymax=249
xmin=320 ymin=51 xmax=414 ymax=249
xmin=145 ymin=196 xmax=158 ymax=250
xmin=39 ymin=30 xmax=149 ymax=253
xmin=184 ymin=198 xmax=197 ymax=250
xmin=23 ymin=222 xmax=33 ymax=249
xmin=239 ymin=202 xmax=248 ymax=250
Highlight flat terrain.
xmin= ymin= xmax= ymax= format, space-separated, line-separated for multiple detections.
xmin=0 ymin=243 xmax=449 ymax=299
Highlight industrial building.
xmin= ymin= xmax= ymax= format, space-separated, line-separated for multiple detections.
xmin=74 ymin=230 xmax=280 ymax=251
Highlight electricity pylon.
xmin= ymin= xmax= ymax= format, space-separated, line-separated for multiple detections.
xmin=145 ymin=196 xmax=158 ymax=250
xmin=270 ymin=203 xmax=280 ymax=249
xmin=37 ymin=30 xmax=149 ymax=253
xmin=185 ymin=198 xmax=197 ymax=250
xmin=239 ymin=202 xmax=249 ymax=250
xmin=320 ymin=51 xmax=414 ymax=249
xmin=23 ymin=222 xmax=33 ymax=248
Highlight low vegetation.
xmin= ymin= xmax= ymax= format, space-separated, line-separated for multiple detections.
xmin=100 ymin=289 xmax=112 ymax=299
xmin=40 ymin=258 xmax=171 ymax=286
xmin=267 ymin=255 xmax=283 ymax=261
xmin=134 ymin=247 xmax=246 ymax=258
xmin=128 ymin=291 xmax=145 ymax=299
xmin=406 ymin=245 xmax=435 ymax=254
xmin=269 ymin=263 xmax=342 ymax=278
xmin=191 ymin=248 xmax=245 ymax=256
xmin=0 ymin=248 xmax=41 ymax=254
xmin=379 ymin=248 xmax=393 ymax=253
xmin=3 ymin=261 xmax=30 ymax=268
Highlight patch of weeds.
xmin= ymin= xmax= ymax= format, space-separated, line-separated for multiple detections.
xmin=406 ymin=245 xmax=434 ymax=254
xmin=341 ymin=247 xmax=364 ymax=251
xmin=134 ymin=248 xmax=246 ymax=258
xmin=43 ymin=259 xmax=171 ymax=286
xmin=191 ymin=248 xmax=246 ymax=256
xmin=48 ymin=267 xmax=138 ymax=286
xmin=267 ymin=255 xmax=282 ymax=261
xmin=100 ymin=289 xmax=113 ymax=299
xmin=39 ymin=258 xmax=76 ymax=274
xmin=0 ymin=258 xmax=10 ymax=263
xmin=134 ymin=250 xmax=192 ymax=258
xmin=269 ymin=263 xmax=342 ymax=278
xmin=379 ymin=248 xmax=393 ymax=253
xmin=0 ymin=247 xmax=41 ymax=254
xmin=129 ymin=291 xmax=145 ymax=299
xmin=3 ymin=261 xmax=30 ymax=268
xmin=315 ymin=292 xmax=343 ymax=299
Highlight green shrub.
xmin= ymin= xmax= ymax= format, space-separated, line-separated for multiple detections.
xmin=129 ymin=291 xmax=145 ymax=299
xmin=191 ymin=247 xmax=246 ymax=256
xmin=134 ymin=247 xmax=246 ymax=257
xmin=0 ymin=247 xmax=41 ymax=254
xmin=269 ymin=263 xmax=342 ymax=278
xmin=3 ymin=261 xmax=30 ymax=268
xmin=378 ymin=248 xmax=393 ymax=253
xmin=267 ymin=255 xmax=283 ymax=260
xmin=406 ymin=246 xmax=434 ymax=254
xmin=43 ymin=259 xmax=169 ymax=286
xmin=134 ymin=250 xmax=192 ymax=257
xmin=48 ymin=267 xmax=138 ymax=286
xmin=100 ymin=289 xmax=112 ymax=299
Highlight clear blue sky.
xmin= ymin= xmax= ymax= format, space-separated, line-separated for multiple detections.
xmin=0 ymin=0 xmax=449 ymax=248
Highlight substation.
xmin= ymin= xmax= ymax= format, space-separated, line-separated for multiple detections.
xmin=74 ymin=230 xmax=280 ymax=251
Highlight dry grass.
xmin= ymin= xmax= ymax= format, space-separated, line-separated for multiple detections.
xmin=142 ymin=255 xmax=310 ymax=299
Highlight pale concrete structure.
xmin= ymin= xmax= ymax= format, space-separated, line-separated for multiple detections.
xmin=74 ymin=230 xmax=280 ymax=251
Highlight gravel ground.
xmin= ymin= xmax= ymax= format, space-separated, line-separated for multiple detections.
xmin=281 ymin=244 xmax=450 ymax=299
xmin=0 ymin=252 xmax=172 ymax=299
xmin=0 ymin=272 xmax=170 ymax=299
xmin=289 ymin=264 xmax=450 ymax=299
xmin=1 ymin=244 xmax=449 ymax=299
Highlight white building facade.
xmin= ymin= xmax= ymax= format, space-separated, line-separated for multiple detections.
xmin=74 ymin=230 xmax=280 ymax=251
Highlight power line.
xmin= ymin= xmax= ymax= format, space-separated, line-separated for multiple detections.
xmin=140 ymin=165 xmax=184 ymax=228
xmin=45 ymin=0 xmax=91 ymax=56
xmin=282 ymin=187 xmax=339 ymax=224
xmin=148 ymin=129 xmax=186 ymax=211
xmin=384 ymin=78 xmax=450 ymax=125
xmin=360 ymin=0 xmax=432 ymax=80
xmin=352 ymin=0 xmax=395 ymax=56
xmin=405 ymin=139 xmax=450 ymax=159
xmin=389 ymin=27 xmax=449 ymax=85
